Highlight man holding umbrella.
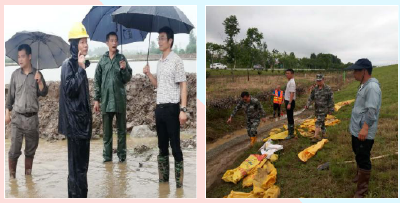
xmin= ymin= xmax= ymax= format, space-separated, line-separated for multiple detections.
xmin=6 ymin=44 xmax=48 ymax=178
xmin=58 ymin=22 xmax=92 ymax=198
xmin=143 ymin=26 xmax=188 ymax=188
xmin=94 ymin=31 xmax=132 ymax=163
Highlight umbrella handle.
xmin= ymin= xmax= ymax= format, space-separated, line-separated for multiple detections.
xmin=147 ymin=32 xmax=152 ymax=65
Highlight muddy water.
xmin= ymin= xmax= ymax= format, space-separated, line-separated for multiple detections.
xmin=5 ymin=136 xmax=196 ymax=198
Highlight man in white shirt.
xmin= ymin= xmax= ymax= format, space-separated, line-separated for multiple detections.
xmin=284 ymin=69 xmax=296 ymax=139
xmin=143 ymin=26 xmax=188 ymax=188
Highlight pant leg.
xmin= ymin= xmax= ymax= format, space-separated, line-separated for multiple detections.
xmin=116 ymin=112 xmax=127 ymax=160
xmin=166 ymin=105 xmax=183 ymax=162
xmin=9 ymin=114 xmax=23 ymax=161
xmin=246 ymin=119 xmax=252 ymax=137
xmin=156 ymin=107 xmax=169 ymax=157
xmin=277 ymin=104 xmax=281 ymax=116
xmin=68 ymin=138 xmax=90 ymax=198
xmin=285 ymin=100 xmax=295 ymax=125
xmin=355 ymin=138 xmax=374 ymax=170
xmin=102 ymin=113 xmax=114 ymax=161
xmin=24 ymin=115 xmax=39 ymax=159
xmin=248 ymin=119 xmax=260 ymax=137
xmin=273 ymin=103 xmax=278 ymax=116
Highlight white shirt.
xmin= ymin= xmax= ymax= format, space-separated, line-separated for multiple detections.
xmin=285 ymin=78 xmax=296 ymax=101
xmin=156 ymin=51 xmax=186 ymax=104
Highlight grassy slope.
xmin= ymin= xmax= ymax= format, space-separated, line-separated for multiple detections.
xmin=207 ymin=65 xmax=398 ymax=198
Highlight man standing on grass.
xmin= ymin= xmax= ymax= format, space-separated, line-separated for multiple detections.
xmin=227 ymin=92 xmax=267 ymax=146
xmin=305 ymin=74 xmax=334 ymax=142
xmin=284 ymin=69 xmax=296 ymax=139
xmin=346 ymin=58 xmax=381 ymax=198
xmin=143 ymin=26 xmax=188 ymax=188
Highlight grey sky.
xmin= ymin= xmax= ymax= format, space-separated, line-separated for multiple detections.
xmin=5 ymin=5 xmax=196 ymax=56
xmin=206 ymin=6 xmax=398 ymax=66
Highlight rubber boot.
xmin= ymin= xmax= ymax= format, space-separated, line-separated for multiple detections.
xmin=9 ymin=159 xmax=17 ymax=179
xmin=352 ymin=164 xmax=359 ymax=183
xmin=175 ymin=161 xmax=184 ymax=188
xmin=250 ymin=137 xmax=256 ymax=146
xmin=25 ymin=157 xmax=33 ymax=175
xmin=285 ymin=124 xmax=294 ymax=139
xmin=158 ymin=155 xmax=169 ymax=182
xmin=312 ymin=127 xmax=321 ymax=143
xmin=354 ymin=168 xmax=371 ymax=198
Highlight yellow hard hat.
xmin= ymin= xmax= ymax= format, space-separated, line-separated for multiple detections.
xmin=68 ymin=22 xmax=89 ymax=40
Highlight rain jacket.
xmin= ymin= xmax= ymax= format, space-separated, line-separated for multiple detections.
xmin=94 ymin=50 xmax=132 ymax=114
xmin=58 ymin=50 xmax=92 ymax=139
xmin=349 ymin=78 xmax=381 ymax=140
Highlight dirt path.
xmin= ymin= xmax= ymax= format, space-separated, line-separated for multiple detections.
xmin=206 ymin=109 xmax=313 ymax=191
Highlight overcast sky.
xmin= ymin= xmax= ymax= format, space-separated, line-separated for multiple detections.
xmin=206 ymin=6 xmax=398 ymax=66
xmin=5 ymin=5 xmax=196 ymax=55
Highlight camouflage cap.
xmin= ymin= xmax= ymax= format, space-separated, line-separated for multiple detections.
xmin=316 ymin=74 xmax=324 ymax=81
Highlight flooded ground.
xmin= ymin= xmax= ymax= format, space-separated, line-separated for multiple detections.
xmin=5 ymin=135 xmax=196 ymax=198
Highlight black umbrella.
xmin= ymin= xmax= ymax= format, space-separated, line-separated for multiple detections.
xmin=111 ymin=6 xmax=194 ymax=63
xmin=5 ymin=31 xmax=70 ymax=70
xmin=82 ymin=6 xmax=148 ymax=53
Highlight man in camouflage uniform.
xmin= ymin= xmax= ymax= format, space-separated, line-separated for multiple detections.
xmin=305 ymin=74 xmax=334 ymax=142
xmin=227 ymin=91 xmax=267 ymax=146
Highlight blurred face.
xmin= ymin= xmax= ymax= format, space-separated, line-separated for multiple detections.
xmin=158 ymin=32 xmax=172 ymax=52
xmin=106 ymin=35 xmax=118 ymax=53
xmin=242 ymin=95 xmax=251 ymax=103
xmin=353 ymin=69 xmax=364 ymax=81
xmin=17 ymin=49 xmax=31 ymax=68
xmin=78 ymin=38 xmax=89 ymax=56
xmin=285 ymin=71 xmax=293 ymax=80
xmin=316 ymin=79 xmax=324 ymax=86
xmin=276 ymin=85 xmax=280 ymax=91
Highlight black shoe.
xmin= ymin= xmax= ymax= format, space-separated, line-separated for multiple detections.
xmin=119 ymin=158 xmax=126 ymax=163
xmin=103 ymin=159 xmax=112 ymax=163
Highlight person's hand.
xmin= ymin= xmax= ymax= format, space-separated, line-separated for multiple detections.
xmin=119 ymin=60 xmax=126 ymax=69
xmin=179 ymin=111 xmax=187 ymax=125
xmin=261 ymin=118 xmax=267 ymax=123
xmin=305 ymin=105 xmax=308 ymax=109
xmin=34 ymin=71 xmax=42 ymax=84
xmin=5 ymin=113 xmax=11 ymax=125
xmin=287 ymin=103 xmax=291 ymax=110
xmin=143 ymin=65 xmax=150 ymax=75
xmin=78 ymin=50 xmax=86 ymax=69
xmin=358 ymin=125 xmax=368 ymax=141
xmin=227 ymin=117 xmax=232 ymax=124
xmin=94 ymin=101 xmax=100 ymax=113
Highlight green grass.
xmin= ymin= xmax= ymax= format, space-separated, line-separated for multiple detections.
xmin=206 ymin=64 xmax=398 ymax=198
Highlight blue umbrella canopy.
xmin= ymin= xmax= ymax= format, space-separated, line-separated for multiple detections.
xmin=111 ymin=6 xmax=194 ymax=62
xmin=111 ymin=6 xmax=194 ymax=34
xmin=82 ymin=6 xmax=148 ymax=46
xmin=5 ymin=31 xmax=70 ymax=70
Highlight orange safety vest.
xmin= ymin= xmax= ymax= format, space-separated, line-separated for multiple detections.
xmin=273 ymin=90 xmax=283 ymax=104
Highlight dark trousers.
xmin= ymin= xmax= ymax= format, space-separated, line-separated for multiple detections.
xmin=352 ymin=135 xmax=374 ymax=170
xmin=285 ymin=100 xmax=295 ymax=125
xmin=155 ymin=103 xmax=183 ymax=162
xmin=273 ymin=103 xmax=281 ymax=117
xmin=67 ymin=138 xmax=90 ymax=198
xmin=102 ymin=112 xmax=127 ymax=161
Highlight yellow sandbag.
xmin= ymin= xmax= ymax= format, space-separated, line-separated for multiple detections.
xmin=263 ymin=185 xmax=281 ymax=198
xmin=334 ymin=99 xmax=355 ymax=111
xmin=222 ymin=154 xmax=266 ymax=184
xmin=298 ymin=139 xmax=329 ymax=162
xmin=242 ymin=159 xmax=268 ymax=187
xmin=225 ymin=190 xmax=262 ymax=198
xmin=263 ymin=131 xmax=288 ymax=141
xmin=253 ymin=162 xmax=277 ymax=194
xmin=283 ymin=125 xmax=288 ymax=130
xmin=269 ymin=154 xmax=279 ymax=162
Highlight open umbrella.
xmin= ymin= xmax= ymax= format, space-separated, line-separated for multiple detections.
xmin=111 ymin=6 xmax=194 ymax=63
xmin=5 ymin=31 xmax=70 ymax=70
xmin=82 ymin=6 xmax=148 ymax=53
